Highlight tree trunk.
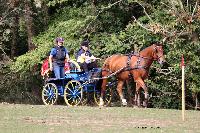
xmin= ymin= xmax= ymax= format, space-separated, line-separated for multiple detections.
xmin=195 ymin=93 xmax=199 ymax=110
xmin=42 ymin=1 xmax=49 ymax=28
xmin=10 ymin=0 xmax=19 ymax=58
xmin=24 ymin=0 xmax=35 ymax=51
xmin=92 ymin=0 xmax=97 ymax=7
xmin=10 ymin=15 xmax=19 ymax=58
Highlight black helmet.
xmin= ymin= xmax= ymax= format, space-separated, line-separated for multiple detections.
xmin=81 ymin=40 xmax=89 ymax=47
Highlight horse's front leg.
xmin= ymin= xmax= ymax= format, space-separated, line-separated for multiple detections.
xmin=135 ymin=78 xmax=148 ymax=108
xmin=117 ymin=80 xmax=127 ymax=106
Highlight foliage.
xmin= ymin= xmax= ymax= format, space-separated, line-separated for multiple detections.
xmin=0 ymin=62 xmax=42 ymax=103
xmin=0 ymin=0 xmax=12 ymax=56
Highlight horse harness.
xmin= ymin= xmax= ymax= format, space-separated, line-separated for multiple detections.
xmin=102 ymin=44 xmax=163 ymax=78
xmin=102 ymin=52 xmax=149 ymax=78
xmin=126 ymin=52 xmax=143 ymax=71
xmin=126 ymin=44 xmax=163 ymax=71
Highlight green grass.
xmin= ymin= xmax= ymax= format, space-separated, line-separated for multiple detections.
xmin=0 ymin=104 xmax=200 ymax=133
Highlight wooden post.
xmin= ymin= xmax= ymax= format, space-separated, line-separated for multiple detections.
xmin=181 ymin=55 xmax=185 ymax=121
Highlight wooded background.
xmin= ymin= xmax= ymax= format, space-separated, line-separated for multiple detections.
xmin=0 ymin=0 xmax=200 ymax=109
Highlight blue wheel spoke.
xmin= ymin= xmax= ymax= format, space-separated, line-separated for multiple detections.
xmin=76 ymin=95 xmax=81 ymax=101
xmin=46 ymin=100 xmax=50 ymax=104
xmin=67 ymin=96 xmax=73 ymax=101
xmin=53 ymin=94 xmax=57 ymax=99
xmin=44 ymin=89 xmax=49 ymax=94
xmin=44 ymin=96 xmax=50 ymax=102
xmin=66 ymin=93 xmax=73 ymax=96
xmin=67 ymin=87 xmax=73 ymax=93
xmin=74 ymin=87 xmax=81 ymax=93
xmin=43 ymin=93 xmax=49 ymax=96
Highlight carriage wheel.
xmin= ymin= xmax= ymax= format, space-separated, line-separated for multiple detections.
xmin=64 ymin=80 xmax=83 ymax=106
xmin=42 ymin=83 xmax=58 ymax=105
xmin=94 ymin=86 xmax=112 ymax=106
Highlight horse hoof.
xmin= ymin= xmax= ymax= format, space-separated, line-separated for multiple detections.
xmin=99 ymin=98 xmax=104 ymax=108
xmin=122 ymin=102 xmax=127 ymax=106
xmin=99 ymin=101 xmax=104 ymax=106
xmin=99 ymin=105 xmax=103 ymax=109
xmin=122 ymin=99 xmax=127 ymax=106
xmin=142 ymin=101 xmax=148 ymax=108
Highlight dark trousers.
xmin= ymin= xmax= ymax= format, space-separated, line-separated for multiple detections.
xmin=78 ymin=62 xmax=97 ymax=72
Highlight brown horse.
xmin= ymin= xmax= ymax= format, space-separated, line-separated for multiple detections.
xmin=99 ymin=43 xmax=166 ymax=107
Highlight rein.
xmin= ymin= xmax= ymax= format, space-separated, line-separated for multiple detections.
xmin=94 ymin=67 xmax=126 ymax=80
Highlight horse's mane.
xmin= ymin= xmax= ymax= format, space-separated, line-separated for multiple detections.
xmin=140 ymin=42 xmax=163 ymax=51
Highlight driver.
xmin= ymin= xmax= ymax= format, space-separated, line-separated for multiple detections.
xmin=76 ymin=40 xmax=98 ymax=73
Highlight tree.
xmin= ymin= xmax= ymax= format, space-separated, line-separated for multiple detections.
xmin=24 ymin=0 xmax=36 ymax=50
xmin=10 ymin=0 xmax=20 ymax=58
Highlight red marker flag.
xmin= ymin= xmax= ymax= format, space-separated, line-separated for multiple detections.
xmin=181 ymin=55 xmax=185 ymax=67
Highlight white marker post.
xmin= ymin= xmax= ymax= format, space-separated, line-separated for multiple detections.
xmin=181 ymin=55 xmax=185 ymax=121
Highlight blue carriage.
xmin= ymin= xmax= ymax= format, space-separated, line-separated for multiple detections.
xmin=41 ymin=60 xmax=112 ymax=106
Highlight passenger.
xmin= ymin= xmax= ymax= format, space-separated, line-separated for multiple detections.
xmin=49 ymin=37 xmax=70 ymax=79
xmin=76 ymin=40 xmax=98 ymax=73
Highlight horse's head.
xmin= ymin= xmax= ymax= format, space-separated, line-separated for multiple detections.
xmin=152 ymin=43 xmax=166 ymax=65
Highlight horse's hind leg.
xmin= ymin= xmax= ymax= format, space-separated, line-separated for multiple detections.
xmin=135 ymin=78 xmax=148 ymax=108
xmin=117 ymin=80 xmax=127 ymax=106
xmin=135 ymin=83 xmax=141 ymax=107
xmin=134 ymin=93 xmax=138 ymax=106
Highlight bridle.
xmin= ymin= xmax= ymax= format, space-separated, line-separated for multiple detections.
xmin=152 ymin=44 xmax=165 ymax=62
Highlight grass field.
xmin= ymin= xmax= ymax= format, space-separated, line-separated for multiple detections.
xmin=0 ymin=103 xmax=200 ymax=133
